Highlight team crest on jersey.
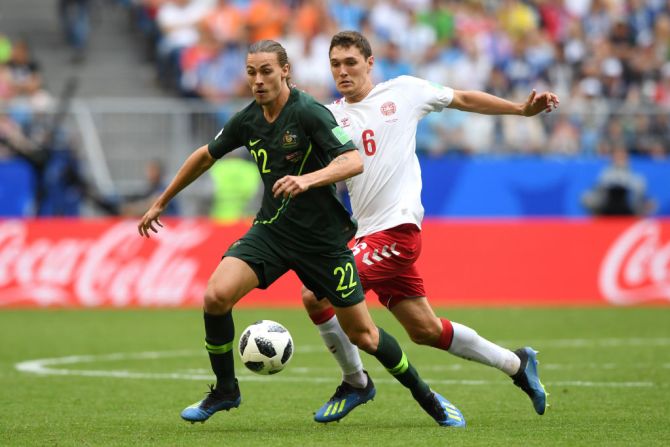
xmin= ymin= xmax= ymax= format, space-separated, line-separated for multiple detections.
xmin=380 ymin=101 xmax=396 ymax=116
xmin=282 ymin=130 xmax=298 ymax=148
xmin=340 ymin=117 xmax=351 ymax=128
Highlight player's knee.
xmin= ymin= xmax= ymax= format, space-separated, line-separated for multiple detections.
xmin=301 ymin=286 xmax=320 ymax=311
xmin=302 ymin=286 xmax=336 ymax=323
xmin=407 ymin=319 xmax=442 ymax=346
xmin=203 ymin=284 xmax=234 ymax=315
xmin=346 ymin=328 xmax=377 ymax=354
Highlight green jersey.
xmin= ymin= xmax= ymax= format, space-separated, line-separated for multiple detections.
xmin=208 ymin=88 xmax=358 ymax=252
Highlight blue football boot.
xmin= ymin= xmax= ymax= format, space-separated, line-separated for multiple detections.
xmin=181 ymin=381 xmax=241 ymax=423
xmin=314 ymin=371 xmax=376 ymax=423
xmin=418 ymin=391 xmax=466 ymax=427
xmin=512 ymin=347 xmax=548 ymax=415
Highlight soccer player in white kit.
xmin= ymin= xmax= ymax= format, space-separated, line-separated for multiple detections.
xmin=303 ymin=31 xmax=560 ymax=424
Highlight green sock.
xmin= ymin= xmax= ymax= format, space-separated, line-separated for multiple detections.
xmin=373 ymin=327 xmax=431 ymax=400
xmin=203 ymin=311 xmax=236 ymax=393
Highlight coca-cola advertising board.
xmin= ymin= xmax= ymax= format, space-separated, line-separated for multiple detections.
xmin=0 ymin=218 xmax=668 ymax=307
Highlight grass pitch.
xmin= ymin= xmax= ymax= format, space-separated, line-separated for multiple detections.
xmin=1 ymin=307 xmax=669 ymax=446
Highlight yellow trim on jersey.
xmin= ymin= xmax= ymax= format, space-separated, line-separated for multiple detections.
xmin=255 ymin=143 xmax=313 ymax=226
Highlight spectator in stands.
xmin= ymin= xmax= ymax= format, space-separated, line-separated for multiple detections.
xmin=374 ymin=41 xmax=413 ymax=83
xmin=38 ymin=128 xmax=87 ymax=216
xmin=179 ymin=23 xmax=220 ymax=97
xmin=0 ymin=112 xmax=35 ymax=159
xmin=500 ymin=91 xmax=548 ymax=154
xmin=582 ymin=146 xmax=656 ymax=216
xmin=7 ymin=39 xmax=42 ymax=96
xmin=546 ymin=115 xmax=581 ymax=155
xmin=104 ymin=0 xmax=670 ymax=160
xmin=155 ymin=0 xmax=214 ymax=89
xmin=121 ymin=159 xmax=179 ymax=217
xmin=415 ymin=42 xmax=451 ymax=84
xmin=418 ymin=0 xmax=455 ymax=44
xmin=399 ymin=9 xmax=437 ymax=65
xmin=203 ymin=0 xmax=246 ymax=46
xmin=445 ymin=35 xmax=492 ymax=90
xmin=369 ymin=0 xmax=410 ymax=43
xmin=498 ymin=0 xmax=538 ymax=39
xmin=5 ymin=39 xmax=51 ymax=128
xmin=654 ymin=62 xmax=670 ymax=107
xmin=58 ymin=0 xmax=92 ymax=63
xmin=582 ymin=0 xmax=615 ymax=41
xmin=281 ymin=2 xmax=336 ymax=102
xmin=246 ymin=0 xmax=289 ymax=42
xmin=329 ymin=0 xmax=366 ymax=31
xmin=191 ymin=42 xmax=248 ymax=124
xmin=499 ymin=37 xmax=537 ymax=90
xmin=0 ymin=64 xmax=13 ymax=102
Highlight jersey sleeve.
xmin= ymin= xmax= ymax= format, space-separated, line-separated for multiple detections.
xmin=302 ymin=99 xmax=356 ymax=157
xmin=397 ymin=75 xmax=454 ymax=117
xmin=207 ymin=112 xmax=245 ymax=159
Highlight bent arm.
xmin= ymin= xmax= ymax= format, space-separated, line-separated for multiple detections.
xmin=302 ymin=149 xmax=364 ymax=188
xmin=449 ymin=89 xmax=559 ymax=117
xmin=272 ymin=149 xmax=363 ymax=198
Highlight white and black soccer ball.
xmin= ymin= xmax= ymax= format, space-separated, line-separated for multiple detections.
xmin=238 ymin=320 xmax=293 ymax=375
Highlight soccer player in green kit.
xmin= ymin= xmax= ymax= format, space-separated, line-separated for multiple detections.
xmin=138 ymin=40 xmax=465 ymax=427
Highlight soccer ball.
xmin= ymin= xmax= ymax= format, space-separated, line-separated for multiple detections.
xmin=238 ymin=320 xmax=293 ymax=375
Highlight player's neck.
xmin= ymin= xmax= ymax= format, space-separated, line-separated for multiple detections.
xmin=262 ymin=85 xmax=291 ymax=123
xmin=345 ymin=82 xmax=374 ymax=104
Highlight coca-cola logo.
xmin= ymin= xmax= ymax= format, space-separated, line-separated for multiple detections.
xmin=0 ymin=220 xmax=212 ymax=307
xmin=599 ymin=219 xmax=670 ymax=305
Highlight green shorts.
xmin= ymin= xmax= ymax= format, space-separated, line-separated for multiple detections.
xmin=224 ymin=225 xmax=364 ymax=307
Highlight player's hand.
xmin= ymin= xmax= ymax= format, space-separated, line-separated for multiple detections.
xmin=522 ymin=90 xmax=560 ymax=117
xmin=272 ymin=175 xmax=309 ymax=199
xmin=138 ymin=204 xmax=165 ymax=238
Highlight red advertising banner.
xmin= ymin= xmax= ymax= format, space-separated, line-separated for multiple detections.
xmin=0 ymin=218 xmax=668 ymax=307
xmin=418 ymin=218 xmax=670 ymax=306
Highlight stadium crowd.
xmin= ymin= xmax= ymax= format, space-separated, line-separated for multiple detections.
xmin=1 ymin=0 xmax=668 ymax=217
xmin=119 ymin=0 xmax=670 ymax=157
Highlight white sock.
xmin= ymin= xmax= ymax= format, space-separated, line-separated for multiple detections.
xmin=317 ymin=315 xmax=368 ymax=388
xmin=448 ymin=322 xmax=520 ymax=376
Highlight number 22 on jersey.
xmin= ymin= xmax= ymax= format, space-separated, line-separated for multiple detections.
xmin=251 ymin=148 xmax=271 ymax=173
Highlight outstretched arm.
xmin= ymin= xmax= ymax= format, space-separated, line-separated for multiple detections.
xmin=138 ymin=145 xmax=215 ymax=237
xmin=272 ymin=149 xmax=363 ymax=199
xmin=448 ymin=89 xmax=559 ymax=117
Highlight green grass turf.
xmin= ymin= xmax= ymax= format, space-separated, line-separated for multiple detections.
xmin=1 ymin=307 xmax=669 ymax=446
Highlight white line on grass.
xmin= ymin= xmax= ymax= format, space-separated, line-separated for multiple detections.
xmin=15 ymin=348 xmax=661 ymax=388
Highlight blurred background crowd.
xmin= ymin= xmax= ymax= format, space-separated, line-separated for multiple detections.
xmin=0 ymin=0 xmax=668 ymax=219
xmin=129 ymin=0 xmax=670 ymax=158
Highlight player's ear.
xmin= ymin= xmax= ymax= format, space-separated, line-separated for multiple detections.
xmin=367 ymin=56 xmax=374 ymax=71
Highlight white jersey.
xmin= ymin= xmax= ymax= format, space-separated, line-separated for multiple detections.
xmin=327 ymin=76 xmax=454 ymax=238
